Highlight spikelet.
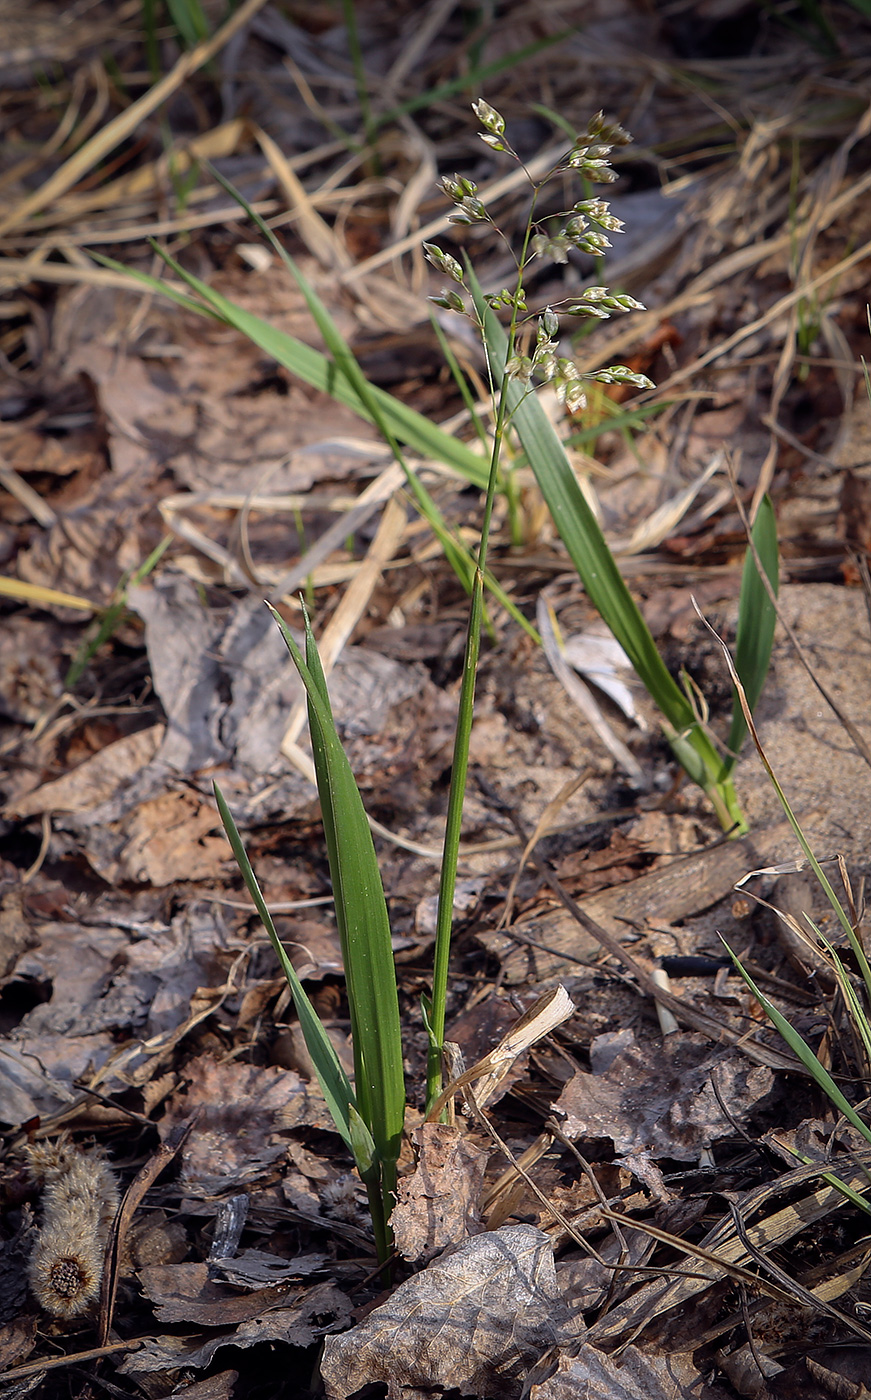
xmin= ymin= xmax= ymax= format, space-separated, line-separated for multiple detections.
xmin=26 ymin=1137 xmax=120 ymax=1320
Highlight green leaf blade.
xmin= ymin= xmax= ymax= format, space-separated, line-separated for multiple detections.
xmin=724 ymin=939 xmax=871 ymax=1146
xmin=213 ymin=780 xmax=358 ymax=1153
xmin=268 ymin=606 xmax=405 ymax=1178
xmin=725 ymin=494 xmax=779 ymax=770
xmin=467 ymin=268 xmax=744 ymax=829
xmin=94 ymin=253 xmax=490 ymax=489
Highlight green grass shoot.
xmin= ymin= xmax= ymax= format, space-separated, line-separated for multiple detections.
xmin=215 ymin=602 xmax=405 ymax=1265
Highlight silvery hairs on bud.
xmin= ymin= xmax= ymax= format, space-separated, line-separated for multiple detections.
xmin=26 ymin=1137 xmax=120 ymax=1319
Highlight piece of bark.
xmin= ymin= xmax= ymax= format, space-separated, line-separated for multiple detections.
xmin=481 ymin=824 xmax=791 ymax=984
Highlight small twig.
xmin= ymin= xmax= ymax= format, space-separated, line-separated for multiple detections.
xmin=98 ymin=1116 xmax=197 ymax=1344
xmin=2 ymin=1340 xmax=142 ymax=1382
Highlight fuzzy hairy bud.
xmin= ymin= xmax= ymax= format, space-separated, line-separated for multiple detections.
xmin=26 ymin=1138 xmax=120 ymax=1320
xmin=574 ymin=229 xmax=613 ymax=254
xmin=566 ymin=287 xmax=646 ymax=320
xmin=566 ymin=148 xmax=619 ymax=183
xmin=449 ymin=200 xmax=487 ymax=225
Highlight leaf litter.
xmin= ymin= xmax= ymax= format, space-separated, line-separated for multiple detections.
xmin=3 ymin=2 xmax=871 ymax=1397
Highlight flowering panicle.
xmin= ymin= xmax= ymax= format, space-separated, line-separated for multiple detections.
xmin=427 ymin=102 xmax=654 ymax=407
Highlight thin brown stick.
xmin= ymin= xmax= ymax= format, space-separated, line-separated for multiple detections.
xmin=2 ymin=1340 xmax=142 ymax=1382
xmin=98 ymin=1116 xmax=197 ymax=1344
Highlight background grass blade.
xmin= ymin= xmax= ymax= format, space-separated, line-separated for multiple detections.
xmin=725 ymin=493 xmax=779 ymax=770
xmin=95 ymin=248 xmax=539 ymax=640
xmin=65 ymin=534 xmax=173 ymax=687
xmin=723 ymin=942 xmax=871 ymax=1146
xmin=95 ymin=253 xmax=490 ymax=488
xmin=213 ymin=781 xmax=358 ymax=1151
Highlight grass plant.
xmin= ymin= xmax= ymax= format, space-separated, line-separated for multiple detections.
xmin=97 ymin=104 xmax=779 ymax=831
xmin=705 ymin=612 xmax=871 ymax=1165
xmin=101 ymin=103 xmax=784 ymax=1260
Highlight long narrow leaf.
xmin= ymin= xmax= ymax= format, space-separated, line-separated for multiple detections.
xmin=199 ymin=172 xmax=476 ymax=592
xmin=725 ymin=494 xmax=779 ymax=770
xmin=723 ymin=941 xmax=871 ymax=1146
xmin=93 ymin=253 xmax=489 ymax=489
xmin=94 ymin=249 xmax=539 ymax=643
xmin=266 ymin=606 xmax=405 ymax=1183
xmin=213 ymin=781 xmax=358 ymax=1151
xmin=467 ymin=269 xmax=744 ymax=830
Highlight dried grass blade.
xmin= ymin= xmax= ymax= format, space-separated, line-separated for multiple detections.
xmin=589 ymin=1158 xmax=871 ymax=1346
xmin=0 ymin=0 xmax=268 ymax=236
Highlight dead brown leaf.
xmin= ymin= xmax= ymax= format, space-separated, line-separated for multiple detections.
xmin=320 ymin=1224 xmax=581 ymax=1400
xmin=159 ymin=1055 xmax=318 ymax=1195
xmin=119 ymin=1280 xmax=352 ymax=1374
xmin=0 ymin=615 xmax=66 ymax=722
xmin=138 ymin=1261 xmax=294 ymax=1326
xmin=553 ymin=829 xmax=649 ymax=894
xmin=0 ymin=1315 xmax=37 ymax=1372
xmin=85 ymin=788 xmax=228 ymax=886
xmin=392 ymin=1123 xmax=490 ymax=1263
xmin=7 ymin=725 xmax=164 ymax=818
xmin=524 ymin=1341 xmax=703 ymax=1399
xmin=554 ymin=1029 xmax=773 ymax=1160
